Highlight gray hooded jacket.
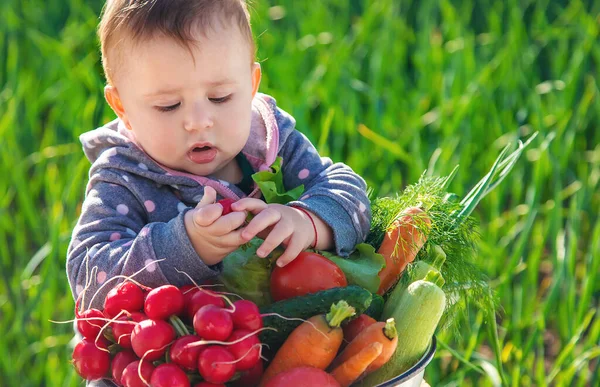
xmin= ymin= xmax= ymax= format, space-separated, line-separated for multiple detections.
xmin=68 ymin=93 xmax=372 ymax=386
xmin=68 ymin=93 xmax=371 ymax=313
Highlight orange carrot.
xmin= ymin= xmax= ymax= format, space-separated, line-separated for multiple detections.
xmin=376 ymin=207 xmax=431 ymax=295
xmin=329 ymin=318 xmax=398 ymax=374
xmin=341 ymin=314 xmax=376 ymax=351
xmin=330 ymin=342 xmax=383 ymax=387
xmin=259 ymin=301 xmax=356 ymax=386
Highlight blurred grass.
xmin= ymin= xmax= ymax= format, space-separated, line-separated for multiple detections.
xmin=1 ymin=0 xmax=598 ymax=385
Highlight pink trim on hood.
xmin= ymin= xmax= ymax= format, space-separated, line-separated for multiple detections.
xmin=248 ymin=94 xmax=280 ymax=171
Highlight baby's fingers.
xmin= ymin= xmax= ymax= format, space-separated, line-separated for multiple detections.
xmin=256 ymin=220 xmax=292 ymax=258
xmin=241 ymin=208 xmax=282 ymax=242
xmin=192 ymin=203 xmax=223 ymax=227
xmin=196 ymin=186 xmax=217 ymax=208
xmin=231 ymin=198 xmax=268 ymax=214
xmin=211 ymin=212 xmax=248 ymax=236
xmin=275 ymin=236 xmax=305 ymax=267
xmin=218 ymin=229 xmax=248 ymax=248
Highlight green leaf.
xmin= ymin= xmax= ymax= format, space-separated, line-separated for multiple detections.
xmin=320 ymin=243 xmax=386 ymax=293
xmin=251 ymin=156 xmax=305 ymax=204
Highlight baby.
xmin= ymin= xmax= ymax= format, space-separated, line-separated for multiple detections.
xmin=67 ymin=0 xmax=371 ymax=343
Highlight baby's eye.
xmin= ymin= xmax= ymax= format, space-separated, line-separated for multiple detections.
xmin=155 ymin=102 xmax=181 ymax=112
xmin=209 ymin=95 xmax=232 ymax=104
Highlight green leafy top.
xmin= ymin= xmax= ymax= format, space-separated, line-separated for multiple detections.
xmin=252 ymin=156 xmax=305 ymax=204
xmin=368 ymin=175 xmax=494 ymax=334
xmin=366 ymin=134 xmax=537 ymax=333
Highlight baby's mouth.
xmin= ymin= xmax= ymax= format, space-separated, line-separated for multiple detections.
xmin=188 ymin=145 xmax=217 ymax=164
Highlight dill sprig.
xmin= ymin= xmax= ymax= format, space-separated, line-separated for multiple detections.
xmin=367 ymin=176 xmax=494 ymax=333
xmin=366 ymin=133 xmax=537 ymax=333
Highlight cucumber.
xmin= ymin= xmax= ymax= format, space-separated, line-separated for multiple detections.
xmin=364 ymin=293 xmax=385 ymax=320
xmin=259 ymin=286 xmax=372 ymax=355
xmin=381 ymin=244 xmax=446 ymax=320
xmin=359 ymin=270 xmax=446 ymax=386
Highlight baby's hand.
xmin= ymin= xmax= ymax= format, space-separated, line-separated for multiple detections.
xmin=231 ymin=199 xmax=317 ymax=267
xmin=184 ymin=187 xmax=248 ymax=266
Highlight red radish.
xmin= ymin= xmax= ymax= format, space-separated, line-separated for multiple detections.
xmin=341 ymin=314 xmax=377 ymax=351
xmin=110 ymin=350 xmax=138 ymax=385
xmin=263 ymin=366 xmax=341 ymax=387
xmin=187 ymin=289 xmax=225 ymax=320
xmin=226 ymin=329 xmax=261 ymax=371
xmin=104 ymin=281 xmax=144 ymax=318
xmin=130 ymin=319 xmax=175 ymax=361
xmin=112 ymin=312 xmax=146 ymax=348
xmin=193 ymin=305 xmax=233 ymax=341
xmin=144 ymin=285 xmax=185 ymax=320
xmin=194 ymin=383 xmax=226 ymax=387
xmin=231 ymin=300 xmax=263 ymax=331
xmin=76 ymin=308 xmax=106 ymax=339
xmin=150 ymin=363 xmax=191 ymax=387
xmin=231 ymin=360 xmax=263 ymax=387
xmin=198 ymin=346 xmax=237 ymax=384
xmin=181 ymin=285 xmax=200 ymax=308
xmin=170 ymin=335 xmax=206 ymax=371
xmin=217 ymin=198 xmax=236 ymax=215
xmin=120 ymin=360 xmax=154 ymax=387
xmin=72 ymin=339 xmax=110 ymax=380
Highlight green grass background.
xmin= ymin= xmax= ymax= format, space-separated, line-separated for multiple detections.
xmin=1 ymin=0 xmax=599 ymax=385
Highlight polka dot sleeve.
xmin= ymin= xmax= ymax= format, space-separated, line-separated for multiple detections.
xmin=274 ymin=108 xmax=372 ymax=257
xmin=66 ymin=181 xmax=220 ymax=309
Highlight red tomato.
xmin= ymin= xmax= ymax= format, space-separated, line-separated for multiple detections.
xmin=269 ymin=252 xmax=347 ymax=301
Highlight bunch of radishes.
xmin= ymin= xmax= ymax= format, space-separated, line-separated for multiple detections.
xmin=72 ymin=280 xmax=265 ymax=386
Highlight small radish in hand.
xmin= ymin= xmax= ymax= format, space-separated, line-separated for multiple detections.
xmin=170 ymin=335 xmax=206 ymax=371
xmin=110 ymin=350 xmax=138 ymax=385
xmin=120 ymin=360 xmax=154 ymax=387
xmin=194 ymin=305 xmax=233 ymax=341
xmin=104 ymin=281 xmax=144 ymax=318
xmin=144 ymin=285 xmax=184 ymax=320
xmin=111 ymin=312 xmax=146 ymax=348
xmin=72 ymin=339 xmax=110 ymax=381
xmin=231 ymin=300 xmax=263 ymax=331
xmin=226 ymin=329 xmax=261 ymax=371
xmin=130 ymin=319 xmax=175 ymax=361
xmin=76 ymin=308 xmax=106 ymax=340
xmin=198 ymin=346 xmax=236 ymax=384
xmin=150 ymin=363 xmax=190 ymax=387
xmin=187 ymin=289 xmax=225 ymax=320
xmin=217 ymin=198 xmax=236 ymax=215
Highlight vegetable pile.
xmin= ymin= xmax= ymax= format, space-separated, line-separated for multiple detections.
xmin=68 ymin=135 xmax=536 ymax=386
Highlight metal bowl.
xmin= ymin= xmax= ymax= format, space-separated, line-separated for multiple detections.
xmin=375 ymin=336 xmax=437 ymax=387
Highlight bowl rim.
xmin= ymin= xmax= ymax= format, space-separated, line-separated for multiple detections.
xmin=375 ymin=335 xmax=437 ymax=386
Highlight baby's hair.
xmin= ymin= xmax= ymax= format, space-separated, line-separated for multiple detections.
xmin=98 ymin=0 xmax=255 ymax=85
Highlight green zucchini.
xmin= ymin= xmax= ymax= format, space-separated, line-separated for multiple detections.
xmin=381 ymin=244 xmax=446 ymax=320
xmin=359 ymin=270 xmax=446 ymax=386
xmin=364 ymin=293 xmax=385 ymax=320
xmin=259 ymin=286 xmax=372 ymax=355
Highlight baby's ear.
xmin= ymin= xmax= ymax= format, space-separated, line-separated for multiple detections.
xmin=251 ymin=63 xmax=262 ymax=98
xmin=104 ymin=85 xmax=132 ymax=129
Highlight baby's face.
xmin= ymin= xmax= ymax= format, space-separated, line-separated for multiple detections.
xmin=106 ymin=23 xmax=261 ymax=179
